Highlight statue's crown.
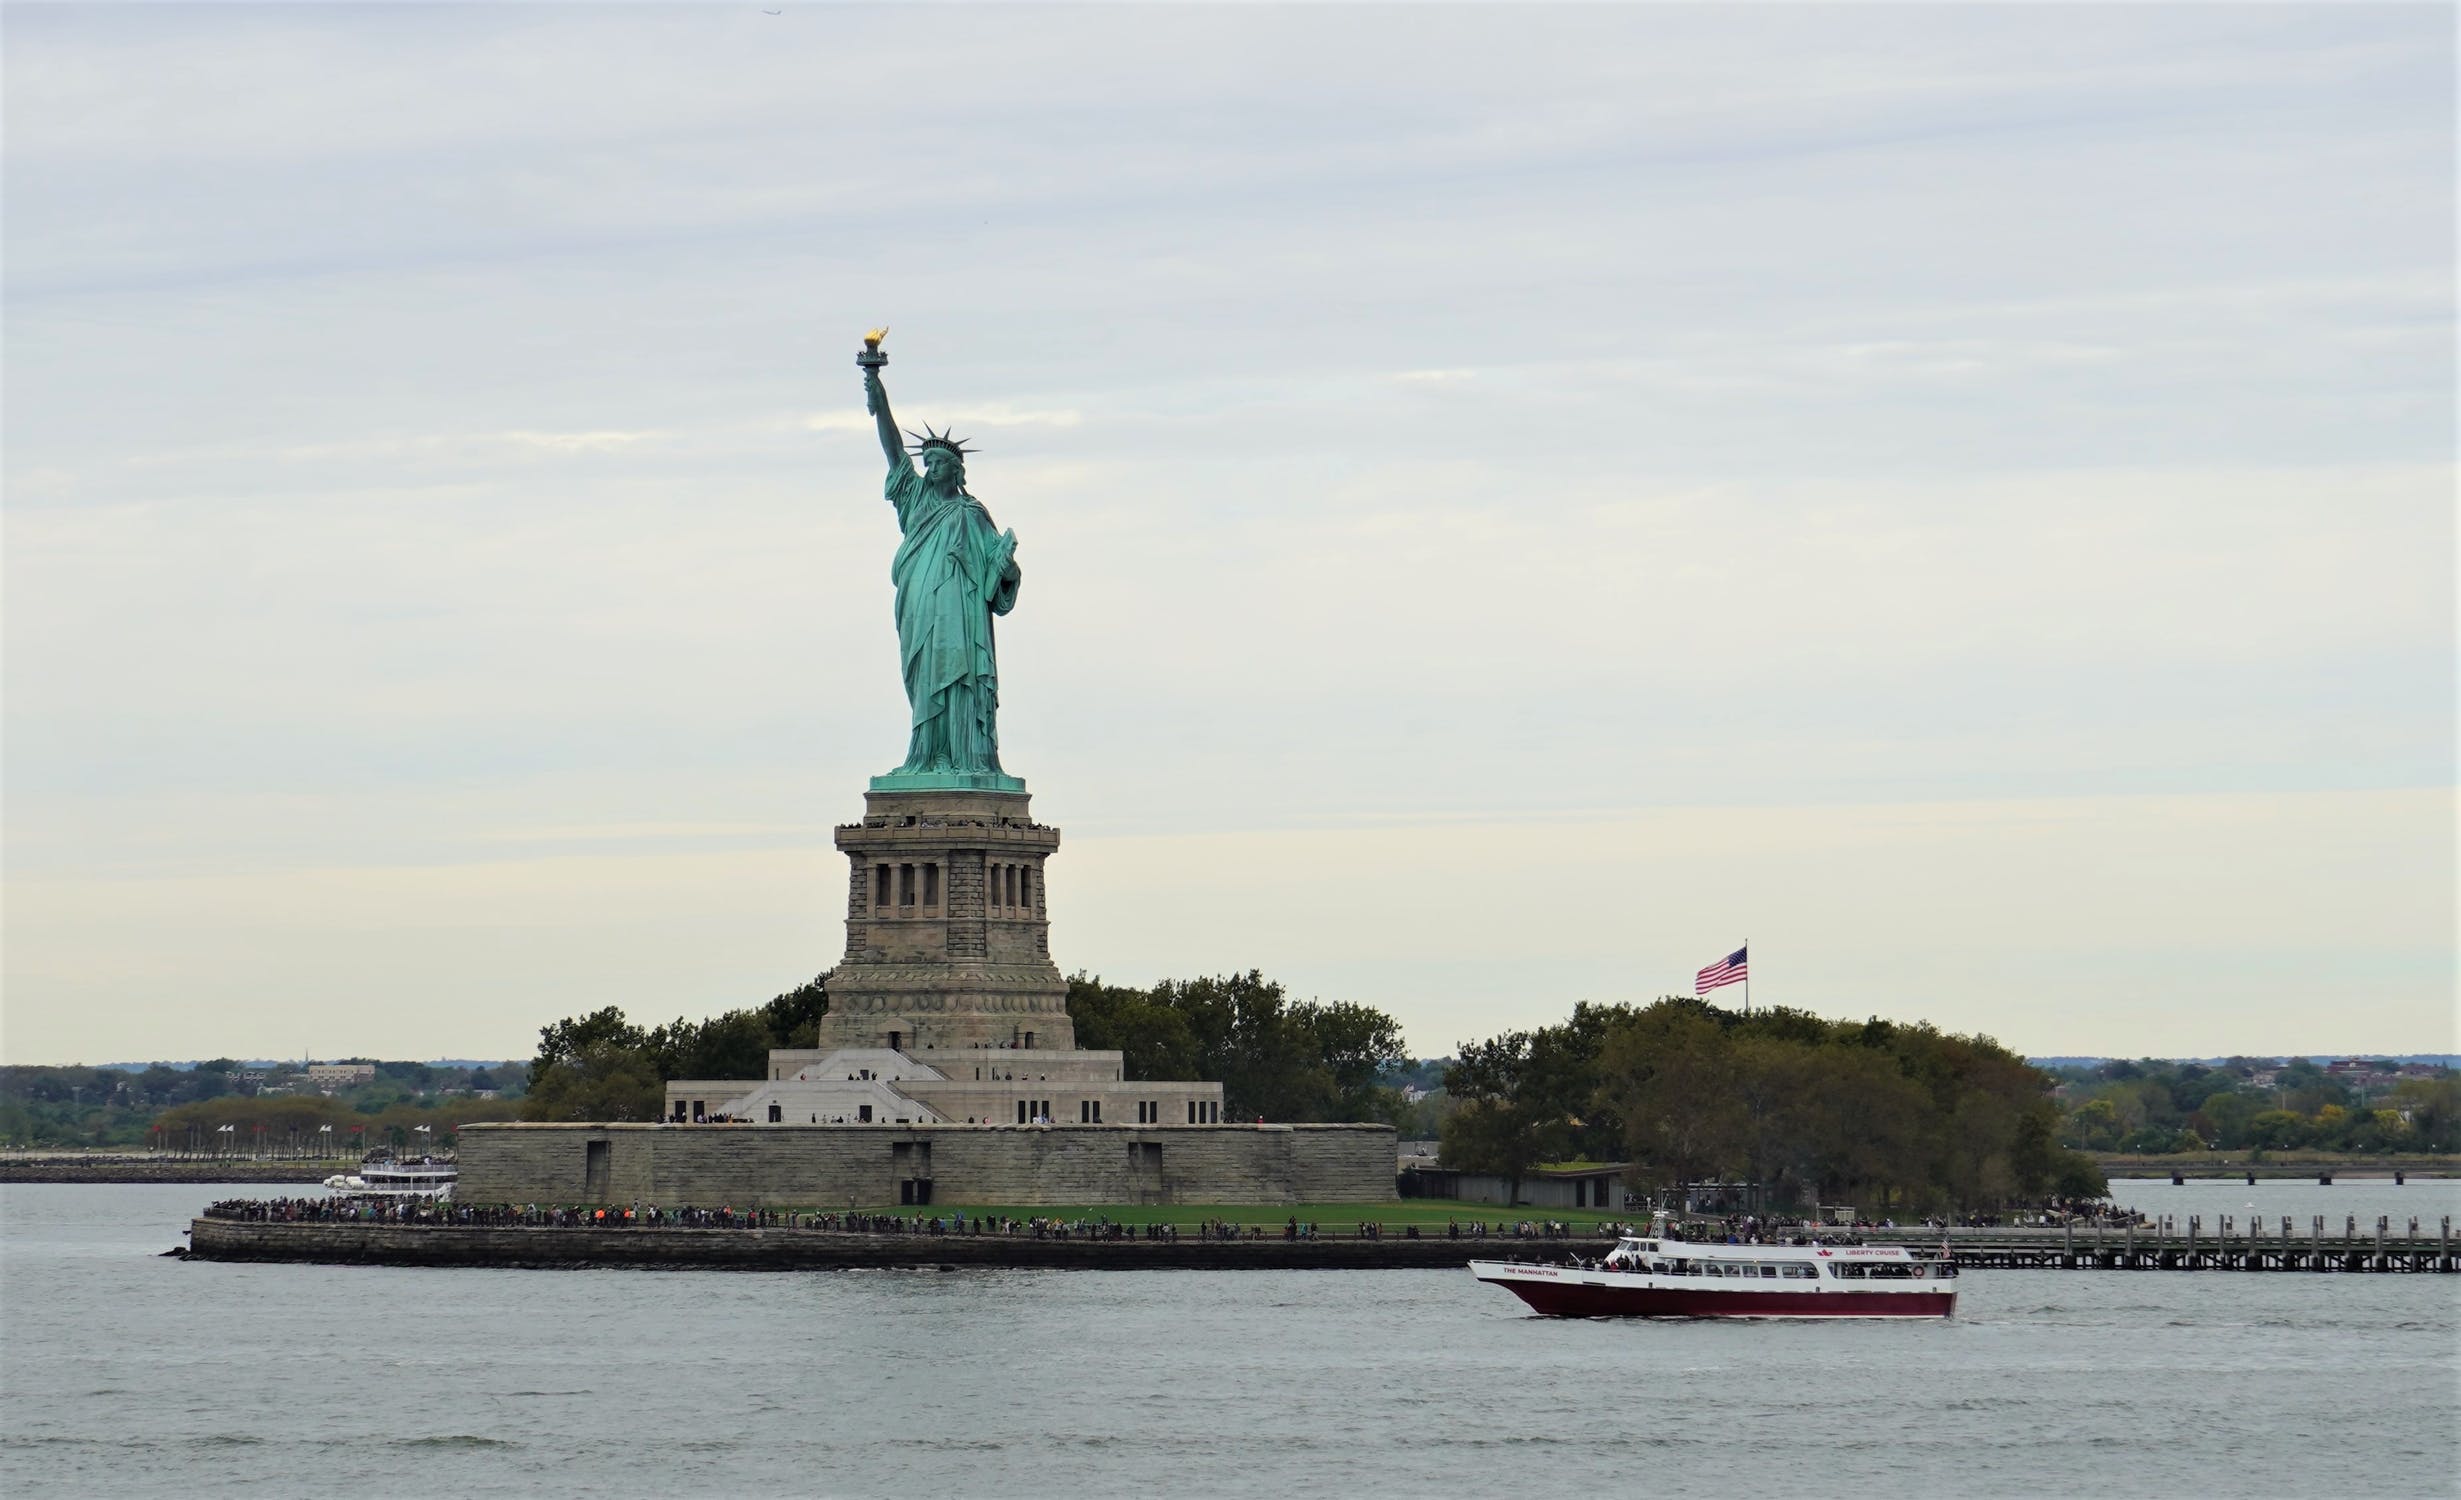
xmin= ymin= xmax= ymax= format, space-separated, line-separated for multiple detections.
xmin=904 ymin=423 xmax=975 ymax=458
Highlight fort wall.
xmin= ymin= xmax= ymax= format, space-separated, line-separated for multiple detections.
xmin=186 ymin=1218 xmax=1477 ymax=1270
xmin=457 ymin=1122 xmax=1396 ymax=1208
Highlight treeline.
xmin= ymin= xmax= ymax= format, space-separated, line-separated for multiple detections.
xmin=1066 ymin=970 xmax=1407 ymax=1123
xmin=2054 ymin=1057 xmax=2459 ymax=1154
xmin=517 ymin=968 xmax=1409 ymax=1125
xmin=1442 ymin=998 xmax=2105 ymax=1213
xmin=1 ymin=1059 xmax=520 ymax=1149
xmin=151 ymin=1093 xmax=522 ymax=1153
xmin=522 ymin=975 xmax=832 ymax=1121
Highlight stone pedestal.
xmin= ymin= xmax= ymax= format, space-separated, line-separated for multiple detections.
xmin=813 ymin=788 xmax=1074 ymax=1054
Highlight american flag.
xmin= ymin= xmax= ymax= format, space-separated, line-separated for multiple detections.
xmin=1696 ymin=945 xmax=1748 ymax=994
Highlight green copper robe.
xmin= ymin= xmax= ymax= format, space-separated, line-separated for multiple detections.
xmin=884 ymin=459 xmax=1019 ymax=777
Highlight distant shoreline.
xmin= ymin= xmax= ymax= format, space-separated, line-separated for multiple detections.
xmin=0 ymin=1155 xmax=349 ymax=1184
xmin=2094 ymin=1154 xmax=2459 ymax=1179
xmin=6 ymin=1150 xmax=2457 ymax=1186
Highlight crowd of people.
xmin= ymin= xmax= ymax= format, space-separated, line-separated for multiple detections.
xmin=1441 ymin=1218 xmax=1596 ymax=1240
xmin=201 ymin=1197 xmax=789 ymax=1228
xmin=200 ymin=1197 xmax=1613 ymax=1241
xmin=204 ymin=1193 xmax=2143 ymax=1244
xmin=1908 ymin=1199 xmax=2141 ymax=1230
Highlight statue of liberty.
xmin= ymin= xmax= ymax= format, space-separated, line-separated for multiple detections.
xmin=857 ymin=331 xmax=1025 ymax=791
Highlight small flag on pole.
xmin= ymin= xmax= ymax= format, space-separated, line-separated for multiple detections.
xmin=1696 ymin=945 xmax=1748 ymax=994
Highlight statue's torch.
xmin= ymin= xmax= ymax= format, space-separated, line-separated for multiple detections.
xmin=857 ymin=327 xmax=889 ymax=372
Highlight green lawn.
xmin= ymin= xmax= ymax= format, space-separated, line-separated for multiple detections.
xmin=802 ymin=1199 xmax=1637 ymax=1233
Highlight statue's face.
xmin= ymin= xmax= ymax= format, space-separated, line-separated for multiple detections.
xmin=923 ymin=448 xmax=965 ymax=490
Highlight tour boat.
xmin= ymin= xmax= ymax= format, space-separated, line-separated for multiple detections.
xmin=1471 ymin=1220 xmax=1956 ymax=1319
xmin=321 ymin=1157 xmax=457 ymax=1198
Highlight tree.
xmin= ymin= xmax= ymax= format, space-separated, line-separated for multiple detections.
xmin=1597 ymin=1002 xmax=1745 ymax=1193
xmin=1084 ymin=970 xmax=1409 ymax=1122
xmin=2246 ymin=1109 xmax=2309 ymax=1150
xmin=1299 ymin=1001 xmax=1409 ymax=1121
xmin=755 ymin=974 xmax=831 ymax=1050
xmin=523 ymin=1040 xmax=664 ymax=1123
xmin=2050 ymin=1150 xmax=2108 ymax=1199
xmin=1480 ymin=994 xmax=2080 ymax=1213
xmin=1067 ymin=973 xmax=1202 ymax=1082
xmin=529 ymin=1007 xmax=646 ymax=1091
xmin=649 ymin=1010 xmax=772 ymax=1082
xmin=1785 ymin=1042 xmax=1935 ymax=1210
xmin=2387 ymin=1075 xmax=2460 ymax=1151
xmin=2063 ymin=1097 xmax=2123 ymax=1150
xmin=1440 ymin=1032 xmax=1555 ymax=1198
xmin=2196 ymin=1090 xmax=2258 ymax=1150
xmin=519 ymin=976 xmax=822 ymax=1122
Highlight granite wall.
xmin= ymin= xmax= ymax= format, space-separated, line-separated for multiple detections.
xmin=185 ymin=1219 xmax=1489 ymax=1270
xmin=455 ymin=1122 xmax=1396 ymax=1207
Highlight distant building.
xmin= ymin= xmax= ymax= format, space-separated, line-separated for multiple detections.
xmin=1402 ymin=1163 xmax=1629 ymax=1212
xmin=306 ymin=1063 xmax=377 ymax=1088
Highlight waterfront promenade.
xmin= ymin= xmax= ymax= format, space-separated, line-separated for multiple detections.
xmin=183 ymin=1207 xmax=2459 ymax=1273
xmin=0 ymin=1151 xmax=345 ymax=1184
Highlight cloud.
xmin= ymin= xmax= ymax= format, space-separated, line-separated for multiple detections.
xmin=493 ymin=429 xmax=662 ymax=454
xmin=3 ymin=3 xmax=2449 ymax=1062
xmin=803 ymin=405 xmax=1082 ymax=435
xmin=113 ymin=428 xmax=669 ymax=470
xmin=3 ymin=788 xmax=2446 ymax=1061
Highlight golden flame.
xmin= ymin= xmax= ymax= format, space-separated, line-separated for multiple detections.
xmin=862 ymin=326 xmax=889 ymax=349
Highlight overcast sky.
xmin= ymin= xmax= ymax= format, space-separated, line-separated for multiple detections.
xmin=5 ymin=3 xmax=2453 ymax=1066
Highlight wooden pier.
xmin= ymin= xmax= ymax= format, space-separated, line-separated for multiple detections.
xmin=1867 ymin=1214 xmax=2455 ymax=1272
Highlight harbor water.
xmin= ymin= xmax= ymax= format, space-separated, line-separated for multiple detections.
xmin=4 ymin=1180 xmax=2456 ymax=1499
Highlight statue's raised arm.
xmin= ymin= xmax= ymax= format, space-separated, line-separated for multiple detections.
xmin=862 ymin=361 xmax=905 ymax=473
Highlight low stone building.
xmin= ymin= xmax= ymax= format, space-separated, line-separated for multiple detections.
xmin=1401 ymin=1162 xmax=1630 ymax=1211
xmin=665 ymin=1045 xmax=1223 ymax=1129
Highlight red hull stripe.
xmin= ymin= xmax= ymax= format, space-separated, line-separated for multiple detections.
xmin=1483 ymin=1277 xmax=1954 ymax=1319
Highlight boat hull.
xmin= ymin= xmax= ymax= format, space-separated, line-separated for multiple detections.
xmin=1473 ymin=1264 xmax=1954 ymax=1319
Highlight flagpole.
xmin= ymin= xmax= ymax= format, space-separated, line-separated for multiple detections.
xmin=1743 ymin=937 xmax=1750 ymax=1015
